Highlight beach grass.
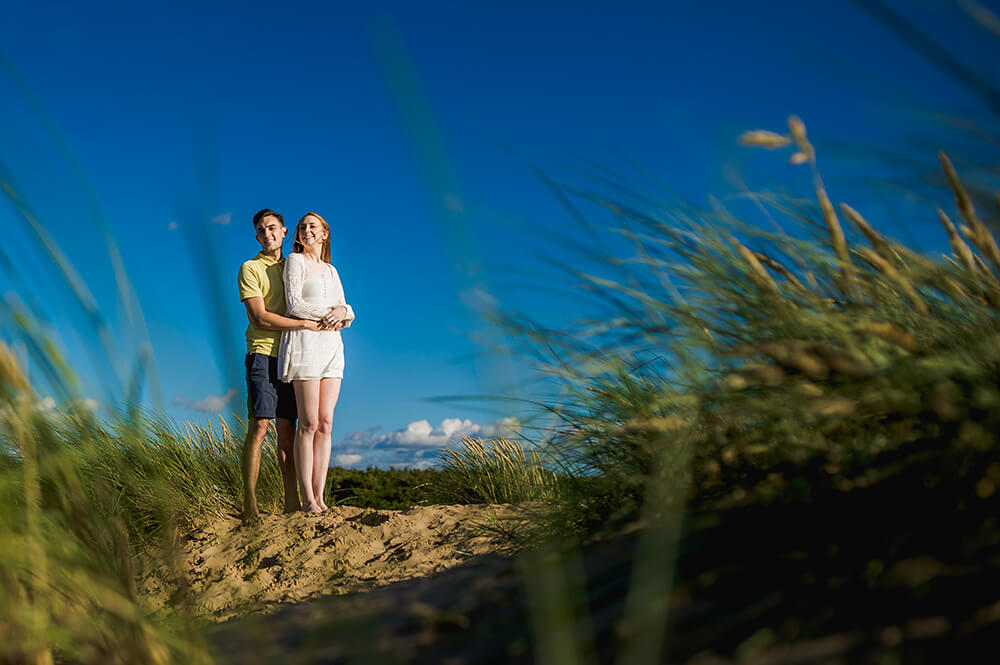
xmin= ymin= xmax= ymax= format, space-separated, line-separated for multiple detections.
xmin=433 ymin=436 xmax=563 ymax=505
xmin=428 ymin=115 xmax=1000 ymax=661
xmin=1 ymin=18 xmax=999 ymax=657
xmin=1 ymin=107 xmax=998 ymax=661
xmin=0 ymin=352 xmax=214 ymax=665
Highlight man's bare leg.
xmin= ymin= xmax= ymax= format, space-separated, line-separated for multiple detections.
xmin=241 ymin=417 xmax=270 ymax=522
xmin=274 ymin=418 xmax=300 ymax=513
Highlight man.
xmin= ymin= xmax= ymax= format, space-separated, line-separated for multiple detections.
xmin=237 ymin=208 xmax=336 ymax=520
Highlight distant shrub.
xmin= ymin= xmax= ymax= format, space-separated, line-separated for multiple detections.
xmin=326 ymin=465 xmax=443 ymax=509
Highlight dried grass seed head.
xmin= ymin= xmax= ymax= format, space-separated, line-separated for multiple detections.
xmin=738 ymin=130 xmax=792 ymax=150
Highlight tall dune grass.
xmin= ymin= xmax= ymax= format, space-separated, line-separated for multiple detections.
xmin=2 ymin=103 xmax=997 ymax=661
xmin=440 ymin=115 xmax=1000 ymax=661
xmin=482 ymin=115 xmax=999 ymax=528
xmin=1 ymin=9 xmax=997 ymax=659
xmin=434 ymin=436 xmax=562 ymax=504
xmin=0 ymin=345 xmax=215 ymax=665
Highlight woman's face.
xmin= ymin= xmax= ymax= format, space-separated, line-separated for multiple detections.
xmin=297 ymin=215 xmax=328 ymax=249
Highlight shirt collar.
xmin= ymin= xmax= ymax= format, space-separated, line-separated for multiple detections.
xmin=255 ymin=252 xmax=283 ymax=265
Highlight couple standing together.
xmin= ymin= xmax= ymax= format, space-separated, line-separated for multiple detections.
xmin=237 ymin=208 xmax=354 ymax=520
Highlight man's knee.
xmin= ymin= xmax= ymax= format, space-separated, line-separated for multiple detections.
xmin=275 ymin=418 xmax=296 ymax=450
xmin=274 ymin=417 xmax=296 ymax=436
xmin=246 ymin=418 xmax=270 ymax=443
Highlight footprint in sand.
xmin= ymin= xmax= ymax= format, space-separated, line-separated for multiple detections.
xmin=139 ymin=503 xmax=522 ymax=621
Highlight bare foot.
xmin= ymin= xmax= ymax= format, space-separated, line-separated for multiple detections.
xmin=301 ymin=502 xmax=324 ymax=514
xmin=242 ymin=510 xmax=262 ymax=525
xmin=318 ymin=502 xmax=329 ymax=512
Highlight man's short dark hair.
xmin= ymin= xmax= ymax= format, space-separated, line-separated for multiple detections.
xmin=252 ymin=209 xmax=284 ymax=229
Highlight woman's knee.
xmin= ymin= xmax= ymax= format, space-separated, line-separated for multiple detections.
xmin=297 ymin=416 xmax=319 ymax=436
xmin=316 ymin=415 xmax=334 ymax=436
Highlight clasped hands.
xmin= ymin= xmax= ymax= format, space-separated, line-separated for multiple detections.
xmin=316 ymin=305 xmax=349 ymax=331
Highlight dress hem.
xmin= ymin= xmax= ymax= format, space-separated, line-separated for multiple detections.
xmin=280 ymin=373 xmax=344 ymax=382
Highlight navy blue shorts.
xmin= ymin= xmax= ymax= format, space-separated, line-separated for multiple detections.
xmin=245 ymin=353 xmax=297 ymax=420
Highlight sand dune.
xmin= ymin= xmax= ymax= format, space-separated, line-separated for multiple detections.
xmin=140 ymin=503 xmax=523 ymax=621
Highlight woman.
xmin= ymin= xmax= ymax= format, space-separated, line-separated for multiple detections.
xmin=278 ymin=212 xmax=354 ymax=513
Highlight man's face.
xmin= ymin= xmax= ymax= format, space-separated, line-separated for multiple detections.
xmin=254 ymin=215 xmax=286 ymax=253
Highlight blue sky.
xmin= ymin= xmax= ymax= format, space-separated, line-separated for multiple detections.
xmin=0 ymin=0 xmax=997 ymax=468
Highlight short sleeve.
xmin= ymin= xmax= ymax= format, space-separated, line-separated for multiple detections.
xmin=238 ymin=262 xmax=263 ymax=301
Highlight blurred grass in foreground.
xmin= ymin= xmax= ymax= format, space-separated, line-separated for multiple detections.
xmin=0 ymin=360 xmax=464 ymax=664
xmin=1 ymin=104 xmax=998 ymax=662
xmin=2 ymin=14 xmax=999 ymax=657
xmin=427 ymin=114 xmax=1000 ymax=662
xmin=523 ymin=116 xmax=1000 ymax=530
xmin=208 ymin=111 xmax=1000 ymax=664
xmin=0 ymin=111 xmax=997 ymax=662
xmin=0 ymin=348 xmax=213 ymax=665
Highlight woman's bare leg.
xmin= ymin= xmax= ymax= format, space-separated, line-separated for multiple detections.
xmin=312 ymin=378 xmax=342 ymax=510
xmin=292 ymin=379 xmax=323 ymax=512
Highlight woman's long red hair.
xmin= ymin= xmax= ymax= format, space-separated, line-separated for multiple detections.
xmin=292 ymin=212 xmax=331 ymax=263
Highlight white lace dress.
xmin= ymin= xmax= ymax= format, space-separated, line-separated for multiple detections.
xmin=278 ymin=252 xmax=355 ymax=381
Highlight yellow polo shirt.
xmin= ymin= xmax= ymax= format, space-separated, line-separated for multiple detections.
xmin=238 ymin=253 xmax=287 ymax=357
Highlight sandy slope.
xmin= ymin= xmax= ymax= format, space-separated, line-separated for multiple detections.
xmin=140 ymin=503 xmax=523 ymax=621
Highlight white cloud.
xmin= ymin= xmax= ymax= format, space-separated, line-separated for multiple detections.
xmin=343 ymin=417 xmax=521 ymax=449
xmin=460 ymin=287 xmax=497 ymax=311
xmin=340 ymin=426 xmax=382 ymax=448
xmin=333 ymin=453 xmax=363 ymax=467
xmin=212 ymin=212 xmax=232 ymax=225
xmin=167 ymin=221 xmax=178 ymax=231
xmin=78 ymin=398 xmax=99 ymax=412
xmin=334 ymin=416 xmax=523 ymax=469
xmin=174 ymin=388 xmax=237 ymax=413
xmin=483 ymin=416 xmax=521 ymax=439
xmin=396 ymin=417 xmax=483 ymax=447
xmin=340 ymin=418 xmax=482 ymax=449
xmin=34 ymin=396 xmax=100 ymax=415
